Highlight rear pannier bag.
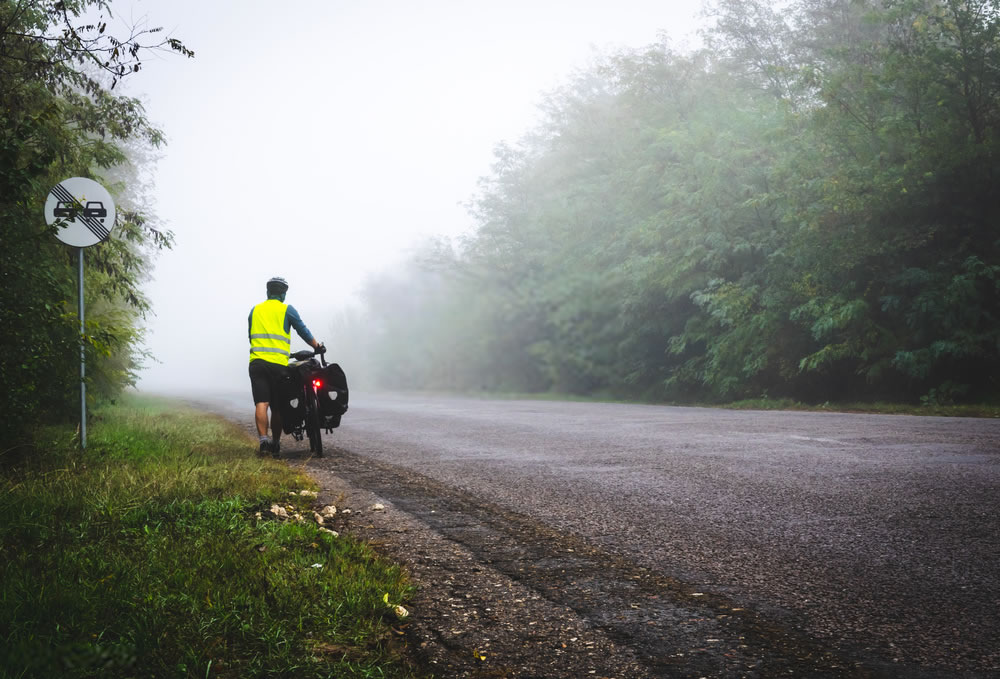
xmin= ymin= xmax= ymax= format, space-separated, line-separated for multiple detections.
xmin=316 ymin=363 xmax=349 ymax=429
xmin=279 ymin=368 xmax=305 ymax=434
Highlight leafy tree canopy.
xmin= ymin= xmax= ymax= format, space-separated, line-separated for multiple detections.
xmin=1 ymin=0 xmax=193 ymax=445
xmin=357 ymin=0 xmax=999 ymax=406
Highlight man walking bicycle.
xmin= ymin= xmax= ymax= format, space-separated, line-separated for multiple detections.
xmin=248 ymin=276 xmax=323 ymax=456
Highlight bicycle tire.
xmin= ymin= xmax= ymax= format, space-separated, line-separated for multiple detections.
xmin=306 ymin=388 xmax=324 ymax=457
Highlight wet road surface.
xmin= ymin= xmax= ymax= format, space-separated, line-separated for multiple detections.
xmin=198 ymin=391 xmax=1000 ymax=677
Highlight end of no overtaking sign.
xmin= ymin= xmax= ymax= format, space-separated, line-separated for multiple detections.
xmin=44 ymin=177 xmax=116 ymax=247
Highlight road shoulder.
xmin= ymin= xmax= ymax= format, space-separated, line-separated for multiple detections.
xmin=306 ymin=462 xmax=651 ymax=679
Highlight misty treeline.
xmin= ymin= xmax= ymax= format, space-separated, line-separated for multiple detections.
xmin=353 ymin=0 xmax=999 ymax=405
xmin=0 ymin=1 xmax=192 ymax=444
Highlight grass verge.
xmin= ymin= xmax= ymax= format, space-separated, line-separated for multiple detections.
xmin=721 ymin=397 xmax=1000 ymax=418
xmin=461 ymin=389 xmax=1000 ymax=418
xmin=0 ymin=395 xmax=422 ymax=679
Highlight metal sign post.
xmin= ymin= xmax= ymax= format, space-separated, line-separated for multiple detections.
xmin=78 ymin=247 xmax=86 ymax=447
xmin=44 ymin=177 xmax=116 ymax=450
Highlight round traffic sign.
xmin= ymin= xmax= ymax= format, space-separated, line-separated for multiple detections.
xmin=44 ymin=177 xmax=116 ymax=247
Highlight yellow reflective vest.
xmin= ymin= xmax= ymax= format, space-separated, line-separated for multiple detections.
xmin=249 ymin=299 xmax=291 ymax=365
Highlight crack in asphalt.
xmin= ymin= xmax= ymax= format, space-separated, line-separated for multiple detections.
xmin=315 ymin=447 xmax=872 ymax=678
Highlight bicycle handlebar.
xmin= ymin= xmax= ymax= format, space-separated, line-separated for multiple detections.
xmin=289 ymin=345 xmax=327 ymax=365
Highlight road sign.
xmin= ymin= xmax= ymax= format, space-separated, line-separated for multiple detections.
xmin=44 ymin=177 xmax=115 ymax=247
xmin=44 ymin=177 xmax=116 ymax=450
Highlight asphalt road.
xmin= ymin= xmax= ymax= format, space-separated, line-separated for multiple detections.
xmin=200 ymin=391 xmax=1000 ymax=677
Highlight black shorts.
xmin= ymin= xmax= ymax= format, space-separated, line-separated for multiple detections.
xmin=249 ymin=359 xmax=289 ymax=405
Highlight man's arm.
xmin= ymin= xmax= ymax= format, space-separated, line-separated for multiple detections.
xmin=285 ymin=304 xmax=320 ymax=348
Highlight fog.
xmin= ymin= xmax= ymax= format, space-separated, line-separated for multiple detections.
xmin=124 ymin=0 xmax=705 ymax=394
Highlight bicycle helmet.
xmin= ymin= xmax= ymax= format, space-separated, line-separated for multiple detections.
xmin=266 ymin=276 xmax=289 ymax=296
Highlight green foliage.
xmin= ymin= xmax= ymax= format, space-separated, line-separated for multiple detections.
xmin=0 ymin=397 xmax=418 ymax=678
xmin=352 ymin=0 xmax=1000 ymax=406
xmin=0 ymin=1 xmax=189 ymax=445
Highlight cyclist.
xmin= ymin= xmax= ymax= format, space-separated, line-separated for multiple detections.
xmin=248 ymin=276 xmax=323 ymax=456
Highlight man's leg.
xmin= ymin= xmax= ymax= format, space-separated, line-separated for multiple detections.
xmin=270 ymin=408 xmax=282 ymax=453
xmin=254 ymin=401 xmax=273 ymax=454
xmin=250 ymin=361 xmax=273 ymax=454
xmin=255 ymin=402 xmax=270 ymax=437
xmin=265 ymin=360 xmax=290 ymax=456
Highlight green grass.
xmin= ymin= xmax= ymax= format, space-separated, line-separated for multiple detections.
xmin=460 ymin=389 xmax=1000 ymax=418
xmin=0 ymin=395 xmax=423 ymax=679
xmin=721 ymin=397 xmax=1000 ymax=417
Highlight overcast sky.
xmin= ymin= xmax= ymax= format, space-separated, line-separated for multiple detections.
xmin=125 ymin=0 xmax=707 ymax=391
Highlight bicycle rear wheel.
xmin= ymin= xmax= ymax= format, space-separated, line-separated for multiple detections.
xmin=305 ymin=389 xmax=324 ymax=457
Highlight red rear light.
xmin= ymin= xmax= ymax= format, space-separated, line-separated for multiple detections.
xmin=312 ymin=379 xmax=323 ymax=388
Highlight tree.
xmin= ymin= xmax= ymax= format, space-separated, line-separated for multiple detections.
xmin=354 ymin=1 xmax=1000 ymax=406
xmin=0 ymin=0 xmax=192 ymax=445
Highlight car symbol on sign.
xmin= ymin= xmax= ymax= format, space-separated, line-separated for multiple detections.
xmin=53 ymin=200 xmax=79 ymax=220
xmin=83 ymin=201 xmax=107 ymax=220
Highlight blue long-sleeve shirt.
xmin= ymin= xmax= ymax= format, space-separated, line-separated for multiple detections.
xmin=248 ymin=302 xmax=315 ymax=345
